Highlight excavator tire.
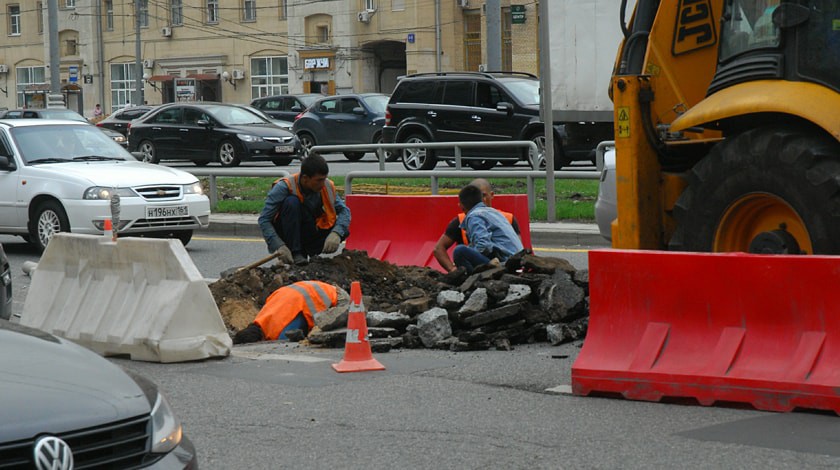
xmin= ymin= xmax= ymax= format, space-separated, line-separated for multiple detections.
xmin=669 ymin=126 xmax=840 ymax=254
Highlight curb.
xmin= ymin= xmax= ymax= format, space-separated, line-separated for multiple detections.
xmin=202 ymin=215 xmax=610 ymax=248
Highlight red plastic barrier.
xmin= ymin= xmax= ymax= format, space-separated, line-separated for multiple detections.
xmin=573 ymin=249 xmax=840 ymax=414
xmin=345 ymin=194 xmax=531 ymax=272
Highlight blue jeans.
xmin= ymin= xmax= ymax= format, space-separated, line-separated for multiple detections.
xmin=273 ymin=196 xmax=330 ymax=256
xmin=453 ymin=245 xmax=490 ymax=273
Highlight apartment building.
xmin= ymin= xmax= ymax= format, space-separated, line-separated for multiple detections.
xmin=0 ymin=0 xmax=538 ymax=117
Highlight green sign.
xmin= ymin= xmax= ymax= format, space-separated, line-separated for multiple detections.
xmin=511 ymin=4 xmax=526 ymax=24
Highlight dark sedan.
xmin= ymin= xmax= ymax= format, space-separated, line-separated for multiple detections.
xmin=128 ymin=102 xmax=302 ymax=167
xmin=250 ymin=93 xmax=321 ymax=121
xmin=292 ymin=93 xmax=389 ymax=161
xmin=95 ymin=105 xmax=155 ymax=136
xmin=0 ymin=320 xmax=197 ymax=467
xmin=0 ymin=108 xmax=129 ymax=148
xmin=0 ymin=244 xmax=9 ymax=321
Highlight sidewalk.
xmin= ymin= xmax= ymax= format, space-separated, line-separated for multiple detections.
xmin=206 ymin=213 xmax=609 ymax=247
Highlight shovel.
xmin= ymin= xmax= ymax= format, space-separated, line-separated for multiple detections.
xmin=220 ymin=251 xmax=280 ymax=278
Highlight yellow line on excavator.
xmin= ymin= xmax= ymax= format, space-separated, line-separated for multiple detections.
xmin=194 ymin=236 xmax=590 ymax=254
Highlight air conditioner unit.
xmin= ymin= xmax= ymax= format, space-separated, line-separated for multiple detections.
xmin=142 ymin=59 xmax=154 ymax=69
xmin=161 ymin=26 xmax=172 ymax=38
xmin=457 ymin=0 xmax=469 ymax=8
xmin=231 ymin=69 xmax=245 ymax=80
xmin=357 ymin=10 xmax=371 ymax=23
xmin=0 ymin=65 xmax=8 ymax=74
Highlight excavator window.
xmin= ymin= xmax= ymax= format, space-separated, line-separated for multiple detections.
xmin=720 ymin=0 xmax=781 ymax=61
xmin=798 ymin=0 xmax=840 ymax=89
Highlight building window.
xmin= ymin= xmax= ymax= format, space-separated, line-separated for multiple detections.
xmin=464 ymin=11 xmax=481 ymax=71
xmin=502 ymin=7 xmax=512 ymax=71
xmin=392 ymin=0 xmax=404 ymax=11
xmin=207 ymin=0 xmax=219 ymax=24
xmin=250 ymin=56 xmax=289 ymax=99
xmin=64 ymin=39 xmax=77 ymax=56
xmin=37 ymin=2 xmax=44 ymax=34
xmin=16 ymin=66 xmax=46 ymax=108
xmin=171 ymin=0 xmax=183 ymax=26
xmin=243 ymin=0 xmax=257 ymax=22
xmin=65 ymin=0 xmax=75 ymax=8
xmin=364 ymin=0 xmax=376 ymax=10
xmin=279 ymin=0 xmax=287 ymax=19
xmin=110 ymin=63 xmax=138 ymax=111
xmin=8 ymin=5 xmax=21 ymax=36
xmin=138 ymin=0 xmax=149 ymax=28
xmin=317 ymin=25 xmax=330 ymax=43
xmin=105 ymin=0 xmax=114 ymax=31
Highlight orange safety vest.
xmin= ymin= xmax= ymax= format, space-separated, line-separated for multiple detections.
xmin=458 ymin=210 xmax=514 ymax=245
xmin=254 ymin=281 xmax=338 ymax=340
xmin=273 ymin=173 xmax=338 ymax=230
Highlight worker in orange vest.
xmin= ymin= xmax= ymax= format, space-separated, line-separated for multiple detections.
xmin=233 ymin=281 xmax=349 ymax=344
xmin=258 ymin=153 xmax=351 ymax=266
xmin=433 ymin=178 xmax=521 ymax=273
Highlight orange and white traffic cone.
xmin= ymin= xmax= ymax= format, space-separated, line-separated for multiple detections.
xmin=332 ymin=281 xmax=385 ymax=373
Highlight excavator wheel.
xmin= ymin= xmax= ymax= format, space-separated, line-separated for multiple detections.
xmin=669 ymin=126 xmax=840 ymax=255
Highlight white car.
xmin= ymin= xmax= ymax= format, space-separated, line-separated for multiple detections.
xmin=0 ymin=119 xmax=210 ymax=250
xmin=594 ymin=146 xmax=617 ymax=242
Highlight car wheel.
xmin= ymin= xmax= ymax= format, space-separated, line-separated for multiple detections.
xmin=193 ymin=160 xmax=210 ymax=167
xmin=30 ymin=200 xmax=69 ymax=252
xmin=218 ymin=140 xmax=241 ymax=167
xmin=173 ymin=230 xmax=193 ymax=246
xmin=401 ymin=133 xmax=437 ymax=171
xmin=273 ymin=157 xmax=293 ymax=166
xmin=527 ymin=132 xmax=570 ymax=170
xmin=467 ymin=159 xmax=498 ymax=170
xmin=138 ymin=140 xmax=159 ymax=164
xmin=343 ymin=152 xmax=366 ymax=161
xmin=376 ymin=135 xmax=398 ymax=162
xmin=298 ymin=133 xmax=315 ymax=157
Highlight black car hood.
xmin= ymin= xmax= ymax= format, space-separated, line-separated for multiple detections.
xmin=227 ymin=123 xmax=294 ymax=137
xmin=0 ymin=322 xmax=149 ymax=441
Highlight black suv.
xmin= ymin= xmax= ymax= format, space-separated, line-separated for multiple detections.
xmin=383 ymin=72 xmax=610 ymax=170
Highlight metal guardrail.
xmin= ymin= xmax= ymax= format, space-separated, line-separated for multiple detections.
xmin=185 ymin=167 xmax=290 ymax=208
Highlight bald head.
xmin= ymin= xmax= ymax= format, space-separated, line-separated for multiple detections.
xmin=470 ymin=178 xmax=494 ymax=207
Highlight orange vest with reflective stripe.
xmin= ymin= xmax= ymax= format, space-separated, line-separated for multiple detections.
xmin=254 ymin=281 xmax=338 ymax=340
xmin=458 ymin=210 xmax=514 ymax=245
xmin=274 ymin=173 xmax=338 ymax=230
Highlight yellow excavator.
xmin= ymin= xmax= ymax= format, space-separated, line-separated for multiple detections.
xmin=611 ymin=0 xmax=840 ymax=254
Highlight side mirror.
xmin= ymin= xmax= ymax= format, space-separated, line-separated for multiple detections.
xmin=496 ymin=102 xmax=514 ymax=116
xmin=291 ymin=105 xmax=302 ymax=112
xmin=0 ymin=155 xmax=15 ymax=171
xmin=196 ymin=119 xmax=211 ymax=127
xmin=352 ymin=107 xmax=367 ymax=115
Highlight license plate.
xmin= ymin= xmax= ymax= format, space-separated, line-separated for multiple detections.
xmin=275 ymin=145 xmax=295 ymax=153
xmin=146 ymin=205 xmax=189 ymax=219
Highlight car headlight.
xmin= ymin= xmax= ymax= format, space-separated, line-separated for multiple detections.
xmin=183 ymin=182 xmax=203 ymax=195
xmin=237 ymin=133 xmax=263 ymax=142
xmin=83 ymin=186 xmax=136 ymax=200
xmin=112 ymin=135 xmax=127 ymax=143
xmin=150 ymin=392 xmax=183 ymax=454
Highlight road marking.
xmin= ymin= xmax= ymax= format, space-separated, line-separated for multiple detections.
xmin=545 ymin=385 xmax=574 ymax=395
xmin=232 ymin=350 xmax=331 ymax=363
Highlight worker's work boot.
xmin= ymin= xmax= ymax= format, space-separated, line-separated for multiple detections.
xmin=293 ymin=253 xmax=309 ymax=266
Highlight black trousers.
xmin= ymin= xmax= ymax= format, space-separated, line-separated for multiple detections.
xmin=272 ymin=196 xmax=331 ymax=256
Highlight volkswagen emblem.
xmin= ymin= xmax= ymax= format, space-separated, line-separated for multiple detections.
xmin=33 ymin=436 xmax=74 ymax=470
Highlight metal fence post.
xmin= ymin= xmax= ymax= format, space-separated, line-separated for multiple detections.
xmin=209 ymin=175 xmax=218 ymax=209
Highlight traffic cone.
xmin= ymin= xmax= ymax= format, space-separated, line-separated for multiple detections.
xmin=332 ymin=281 xmax=385 ymax=373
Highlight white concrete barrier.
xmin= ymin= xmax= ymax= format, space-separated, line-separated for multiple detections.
xmin=20 ymin=233 xmax=231 ymax=363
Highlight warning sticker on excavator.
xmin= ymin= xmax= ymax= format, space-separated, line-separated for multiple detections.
xmin=617 ymin=107 xmax=630 ymax=138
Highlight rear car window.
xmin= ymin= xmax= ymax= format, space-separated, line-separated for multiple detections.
xmin=442 ymin=81 xmax=475 ymax=107
xmin=393 ymin=80 xmax=438 ymax=104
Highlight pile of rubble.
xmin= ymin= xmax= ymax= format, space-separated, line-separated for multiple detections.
xmin=209 ymin=250 xmax=588 ymax=351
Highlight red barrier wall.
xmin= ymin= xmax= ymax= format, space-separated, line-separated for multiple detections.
xmin=573 ymin=250 xmax=840 ymax=414
xmin=345 ymin=194 xmax=531 ymax=272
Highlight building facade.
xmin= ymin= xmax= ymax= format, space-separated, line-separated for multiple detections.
xmin=0 ymin=0 xmax=539 ymax=117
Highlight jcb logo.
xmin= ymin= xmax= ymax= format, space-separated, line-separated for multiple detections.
xmin=672 ymin=0 xmax=717 ymax=55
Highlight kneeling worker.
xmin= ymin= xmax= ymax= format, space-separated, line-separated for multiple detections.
xmin=258 ymin=153 xmax=351 ymax=266
xmin=455 ymin=184 xmax=523 ymax=273
xmin=234 ymin=280 xmax=350 ymax=343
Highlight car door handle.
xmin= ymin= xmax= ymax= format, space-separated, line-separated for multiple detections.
xmin=152 ymin=127 xmax=162 ymax=130
xmin=471 ymin=115 xmax=482 ymax=122
xmin=179 ymin=129 xmax=190 ymax=132
xmin=427 ymin=111 xmax=437 ymax=118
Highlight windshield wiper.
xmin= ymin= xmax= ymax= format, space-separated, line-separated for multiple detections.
xmin=28 ymin=158 xmax=71 ymax=164
xmin=73 ymin=155 xmax=123 ymax=161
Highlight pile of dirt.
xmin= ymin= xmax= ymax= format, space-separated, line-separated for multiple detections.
xmin=209 ymin=250 xmax=447 ymax=335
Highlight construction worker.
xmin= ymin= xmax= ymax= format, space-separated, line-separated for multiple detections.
xmin=433 ymin=178 xmax=521 ymax=273
xmin=258 ymin=153 xmax=351 ymax=266
xmin=454 ymin=184 xmax=524 ymax=273
xmin=233 ymin=281 xmax=350 ymax=344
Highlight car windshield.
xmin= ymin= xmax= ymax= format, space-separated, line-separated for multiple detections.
xmin=12 ymin=125 xmax=132 ymax=164
xmin=204 ymin=105 xmax=269 ymax=125
xmin=37 ymin=109 xmax=88 ymax=122
xmin=501 ymin=79 xmax=540 ymax=106
xmin=362 ymin=95 xmax=389 ymax=114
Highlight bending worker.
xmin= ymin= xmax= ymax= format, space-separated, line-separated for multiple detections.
xmin=258 ymin=153 xmax=351 ymax=266
xmin=433 ymin=178 xmax=521 ymax=273
xmin=234 ymin=281 xmax=350 ymax=344
xmin=454 ymin=184 xmax=524 ymax=273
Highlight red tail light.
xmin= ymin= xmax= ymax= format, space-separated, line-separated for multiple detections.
xmin=294 ymin=112 xmax=304 ymax=121
xmin=95 ymin=122 xmax=103 ymax=127
xmin=385 ymin=107 xmax=391 ymax=126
